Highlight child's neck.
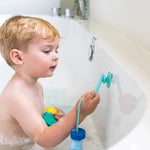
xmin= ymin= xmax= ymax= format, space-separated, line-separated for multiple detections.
xmin=13 ymin=71 xmax=38 ymax=86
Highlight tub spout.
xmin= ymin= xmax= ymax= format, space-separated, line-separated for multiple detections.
xmin=89 ymin=36 xmax=97 ymax=62
xmin=78 ymin=0 xmax=85 ymax=19
xmin=74 ymin=0 xmax=89 ymax=19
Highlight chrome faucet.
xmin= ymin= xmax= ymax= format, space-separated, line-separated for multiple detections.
xmin=74 ymin=0 xmax=89 ymax=19
xmin=78 ymin=0 xmax=85 ymax=19
xmin=89 ymin=37 xmax=97 ymax=62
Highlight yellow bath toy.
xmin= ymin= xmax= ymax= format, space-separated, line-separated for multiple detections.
xmin=45 ymin=106 xmax=57 ymax=114
xmin=43 ymin=106 xmax=58 ymax=126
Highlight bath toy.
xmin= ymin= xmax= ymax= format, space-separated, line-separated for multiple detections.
xmin=95 ymin=72 xmax=113 ymax=93
xmin=70 ymin=128 xmax=86 ymax=150
xmin=42 ymin=106 xmax=58 ymax=126
xmin=45 ymin=106 xmax=57 ymax=114
xmin=76 ymin=72 xmax=113 ymax=132
xmin=70 ymin=72 xmax=113 ymax=150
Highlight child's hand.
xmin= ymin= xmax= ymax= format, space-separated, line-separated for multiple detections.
xmin=53 ymin=107 xmax=65 ymax=121
xmin=76 ymin=91 xmax=100 ymax=117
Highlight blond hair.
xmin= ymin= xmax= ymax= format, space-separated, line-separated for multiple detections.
xmin=0 ymin=15 xmax=60 ymax=66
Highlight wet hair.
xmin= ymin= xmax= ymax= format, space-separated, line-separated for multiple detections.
xmin=0 ymin=15 xmax=60 ymax=66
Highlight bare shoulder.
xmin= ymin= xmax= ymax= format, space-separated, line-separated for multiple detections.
xmin=0 ymin=82 xmax=32 ymax=122
xmin=1 ymin=84 xmax=29 ymax=106
xmin=0 ymin=79 xmax=30 ymax=107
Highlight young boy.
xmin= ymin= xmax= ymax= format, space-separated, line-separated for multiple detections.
xmin=0 ymin=15 xmax=100 ymax=148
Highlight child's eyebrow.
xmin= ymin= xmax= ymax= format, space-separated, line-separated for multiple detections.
xmin=41 ymin=44 xmax=59 ymax=49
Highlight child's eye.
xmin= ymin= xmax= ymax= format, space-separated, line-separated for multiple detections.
xmin=43 ymin=49 xmax=59 ymax=54
xmin=43 ymin=50 xmax=51 ymax=54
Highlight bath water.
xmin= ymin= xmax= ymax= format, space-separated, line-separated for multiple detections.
xmin=43 ymin=90 xmax=104 ymax=150
xmin=0 ymin=89 xmax=104 ymax=150
xmin=0 ymin=116 xmax=104 ymax=150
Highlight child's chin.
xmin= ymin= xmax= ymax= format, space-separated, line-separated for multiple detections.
xmin=41 ymin=73 xmax=53 ymax=78
xmin=47 ymin=73 xmax=54 ymax=77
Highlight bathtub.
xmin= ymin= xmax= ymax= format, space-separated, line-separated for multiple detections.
xmin=0 ymin=15 xmax=146 ymax=150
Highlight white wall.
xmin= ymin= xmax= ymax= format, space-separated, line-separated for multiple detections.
xmin=61 ymin=0 xmax=74 ymax=15
xmin=0 ymin=0 xmax=60 ymax=15
xmin=89 ymin=0 xmax=150 ymax=52
xmin=1 ymin=0 xmax=149 ymax=52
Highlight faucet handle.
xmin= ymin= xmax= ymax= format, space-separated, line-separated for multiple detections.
xmin=88 ymin=37 xmax=97 ymax=62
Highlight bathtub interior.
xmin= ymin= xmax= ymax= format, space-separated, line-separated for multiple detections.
xmin=0 ymin=16 xmax=146 ymax=149
xmin=40 ymin=17 xmax=146 ymax=148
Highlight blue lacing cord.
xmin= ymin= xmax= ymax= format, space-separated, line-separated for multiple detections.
xmin=76 ymin=97 xmax=85 ymax=132
xmin=76 ymin=74 xmax=104 ymax=132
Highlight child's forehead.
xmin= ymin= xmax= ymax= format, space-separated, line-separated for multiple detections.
xmin=41 ymin=39 xmax=59 ymax=47
xmin=31 ymin=34 xmax=59 ymax=46
xmin=38 ymin=28 xmax=60 ymax=42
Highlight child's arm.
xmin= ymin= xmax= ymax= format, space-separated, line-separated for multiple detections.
xmin=36 ymin=91 xmax=99 ymax=148
xmin=10 ymin=91 xmax=99 ymax=148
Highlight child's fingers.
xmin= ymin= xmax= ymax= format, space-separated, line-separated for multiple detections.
xmin=80 ymin=92 xmax=88 ymax=100
xmin=53 ymin=112 xmax=65 ymax=120
xmin=53 ymin=112 xmax=65 ymax=117
xmin=54 ymin=115 xmax=60 ymax=120
xmin=85 ymin=91 xmax=96 ymax=100
xmin=91 ymin=93 xmax=100 ymax=105
xmin=51 ymin=107 xmax=65 ymax=120
xmin=54 ymin=107 xmax=65 ymax=114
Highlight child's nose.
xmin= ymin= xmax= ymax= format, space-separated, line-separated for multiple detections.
xmin=52 ymin=53 xmax=59 ymax=61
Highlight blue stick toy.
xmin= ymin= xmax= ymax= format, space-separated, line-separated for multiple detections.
xmin=70 ymin=72 xmax=113 ymax=150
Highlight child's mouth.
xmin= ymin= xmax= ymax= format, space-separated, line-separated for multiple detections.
xmin=50 ymin=65 xmax=57 ymax=71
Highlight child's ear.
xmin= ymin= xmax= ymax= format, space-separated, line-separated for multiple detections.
xmin=10 ymin=49 xmax=23 ymax=65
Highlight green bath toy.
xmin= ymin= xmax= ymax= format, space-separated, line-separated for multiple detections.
xmin=42 ymin=106 xmax=58 ymax=126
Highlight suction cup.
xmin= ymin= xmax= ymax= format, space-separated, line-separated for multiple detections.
xmin=106 ymin=72 xmax=113 ymax=88
xmin=102 ymin=72 xmax=113 ymax=88
xmin=95 ymin=72 xmax=113 ymax=93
